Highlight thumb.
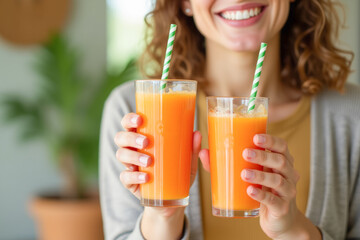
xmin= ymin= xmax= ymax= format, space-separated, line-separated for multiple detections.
xmin=191 ymin=131 xmax=202 ymax=177
xmin=199 ymin=149 xmax=210 ymax=172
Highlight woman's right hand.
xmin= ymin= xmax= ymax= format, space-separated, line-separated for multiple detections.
xmin=115 ymin=112 xmax=202 ymax=201
xmin=114 ymin=113 xmax=202 ymax=240
xmin=114 ymin=113 xmax=151 ymax=199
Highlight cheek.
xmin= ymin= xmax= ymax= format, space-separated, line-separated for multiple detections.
xmin=190 ymin=0 xmax=216 ymax=38
xmin=266 ymin=1 xmax=290 ymax=39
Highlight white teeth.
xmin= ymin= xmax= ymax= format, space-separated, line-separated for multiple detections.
xmin=220 ymin=7 xmax=262 ymax=21
xmin=243 ymin=10 xmax=249 ymax=19
xmin=249 ymin=9 xmax=254 ymax=17
xmin=236 ymin=11 xmax=242 ymax=19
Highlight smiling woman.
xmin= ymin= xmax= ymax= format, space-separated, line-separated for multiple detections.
xmin=100 ymin=0 xmax=360 ymax=240
xmin=141 ymin=0 xmax=352 ymax=94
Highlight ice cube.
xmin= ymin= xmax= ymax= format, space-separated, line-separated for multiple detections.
xmin=255 ymin=104 xmax=267 ymax=117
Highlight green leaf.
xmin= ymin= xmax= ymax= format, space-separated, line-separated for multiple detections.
xmin=1 ymin=33 xmax=140 ymax=196
xmin=1 ymin=96 xmax=46 ymax=141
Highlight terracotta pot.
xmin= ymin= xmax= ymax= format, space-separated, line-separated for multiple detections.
xmin=29 ymin=195 xmax=104 ymax=240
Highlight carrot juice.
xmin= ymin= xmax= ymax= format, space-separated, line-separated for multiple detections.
xmin=207 ymin=97 xmax=268 ymax=217
xmin=135 ymin=80 xmax=197 ymax=207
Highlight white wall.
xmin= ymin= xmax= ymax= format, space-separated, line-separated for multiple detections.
xmin=0 ymin=0 xmax=106 ymax=239
xmin=339 ymin=0 xmax=360 ymax=84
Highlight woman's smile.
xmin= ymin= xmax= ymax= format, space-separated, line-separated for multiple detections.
xmin=216 ymin=3 xmax=267 ymax=27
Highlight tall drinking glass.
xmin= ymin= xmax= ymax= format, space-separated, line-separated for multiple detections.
xmin=135 ymin=80 xmax=197 ymax=207
xmin=207 ymin=97 xmax=268 ymax=217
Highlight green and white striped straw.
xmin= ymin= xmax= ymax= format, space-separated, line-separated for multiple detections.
xmin=248 ymin=42 xmax=267 ymax=112
xmin=161 ymin=24 xmax=177 ymax=90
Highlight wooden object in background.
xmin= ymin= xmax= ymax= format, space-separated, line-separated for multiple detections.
xmin=0 ymin=0 xmax=71 ymax=46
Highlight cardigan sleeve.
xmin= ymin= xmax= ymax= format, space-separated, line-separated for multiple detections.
xmin=318 ymin=229 xmax=334 ymax=240
xmin=99 ymin=84 xmax=145 ymax=240
xmin=346 ymin=176 xmax=360 ymax=239
xmin=346 ymin=122 xmax=360 ymax=239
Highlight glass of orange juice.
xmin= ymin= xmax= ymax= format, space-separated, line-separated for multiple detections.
xmin=207 ymin=97 xmax=268 ymax=217
xmin=135 ymin=80 xmax=197 ymax=207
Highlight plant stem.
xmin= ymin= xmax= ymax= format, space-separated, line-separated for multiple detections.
xmin=59 ymin=150 xmax=85 ymax=199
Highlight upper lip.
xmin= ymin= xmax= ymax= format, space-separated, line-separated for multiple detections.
xmin=216 ymin=2 xmax=267 ymax=14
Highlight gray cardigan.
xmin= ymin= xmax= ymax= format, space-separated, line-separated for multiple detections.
xmin=99 ymin=81 xmax=360 ymax=240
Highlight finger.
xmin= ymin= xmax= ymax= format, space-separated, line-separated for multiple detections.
xmin=253 ymin=134 xmax=293 ymax=163
xmin=191 ymin=131 xmax=202 ymax=176
xmin=120 ymin=171 xmax=149 ymax=188
xmin=114 ymin=131 xmax=149 ymax=149
xmin=199 ymin=149 xmax=210 ymax=172
xmin=243 ymin=149 xmax=294 ymax=180
xmin=116 ymin=148 xmax=152 ymax=167
xmin=123 ymin=163 xmax=138 ymax=171
xmin=241 ymin=169 xmax=296 ymax=199
xmin=247 ymin=186 xmax=286 ymax=215
xmin=121 ymin=113 xmax=143 ymax=131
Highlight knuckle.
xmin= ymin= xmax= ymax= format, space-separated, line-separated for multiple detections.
xmin=280 ymin=142 xmax=288 ymax=153
xmin=114 ymin=132 xmax=122 ymax=143
xmin=128 ymin=185 xmax=139 ymax=195
xmin=121 ymin=114 xmax=130 ymax=128
xmin=116 ymin=131 xmax=132 ymax=146
xmin=258 ymin=190 xmax=266 ymax=201
xmin=123 ymin=132 xmax=135 ymax=145
xmin=119 ymin=171 xmax=127 ymax=184
xmin=289 ymin=156 xmax=295 ymax=165
xmin=120 ymin=118 xmax=126 ymax=128
xmin=268 ymin=193 xmax=277 ymax=205
xmin=116 ymin=148 xmax=123 ymax=160
xmin=276 ymin=175 xmax=285 ymax=188
xmin=268 ymin=135 xmax=276 ymax=148
xmin=257 ymin=172 xmax=266 ymax=183
xmin=259 ymin=151 xmax=267 ymax=163
xmin=277 ymin=155 xmax=287 ymax=170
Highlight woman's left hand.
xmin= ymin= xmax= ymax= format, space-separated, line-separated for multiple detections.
xmin=240 ymin=134 xmax=300 ymax=239
xmin=199 ymin=134 xmax=321 ymax=240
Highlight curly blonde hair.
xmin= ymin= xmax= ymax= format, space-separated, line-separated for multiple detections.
xmin=139 ymin=0 xmax=353 ymax=95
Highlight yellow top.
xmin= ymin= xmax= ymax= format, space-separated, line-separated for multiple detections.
xmin=197 ymin=89 xmax=311 ymax=240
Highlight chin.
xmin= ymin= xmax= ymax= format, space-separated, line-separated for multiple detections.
xmin=225 ymin=34 xmax=265 ymax=52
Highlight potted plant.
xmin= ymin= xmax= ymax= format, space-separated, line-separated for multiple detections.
xmin=1 ymin=34 xmax=138 ymax=240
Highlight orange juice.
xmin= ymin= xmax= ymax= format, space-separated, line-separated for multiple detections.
xmin=207 ymin=96 xmax=268 ymax=217
xmin=209 ymin=115 xmax=267 ymax=212
xmin=136 ymin=80 xmax=196 ymax=207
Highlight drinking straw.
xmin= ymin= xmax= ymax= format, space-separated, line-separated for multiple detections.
xmin=248 ymin=42 xmax=267 ymax=112
xmin=161 ymin=24 xmax=177 ymax=90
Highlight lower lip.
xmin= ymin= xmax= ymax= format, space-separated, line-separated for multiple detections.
xmin=217 ymin=7 xmax=267 ymax=28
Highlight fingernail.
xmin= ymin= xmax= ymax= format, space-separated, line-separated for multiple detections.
xmin=138 ymin=174 xmax=146 ymax=182
xmin=244 ymin=169 xmax=255 ymax=180
xmin=246 ymin=149 xmax=256 ymax=160
xmin=131 ymin=116 xmax=138 ymax=124
xmin=136 ymin=137 xmax=146 ymax=147
xmin=250 ymin=186 xmax=259 ymax=195
xmin=139 ymin=155 xmax=150 ymax=167
xmin=256 ymin=135 xmax=266 ymax=144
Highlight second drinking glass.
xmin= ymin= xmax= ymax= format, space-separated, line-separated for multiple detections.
xmin=207 ymin=97 xmax=268 ymax=217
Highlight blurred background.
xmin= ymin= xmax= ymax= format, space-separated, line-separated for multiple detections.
xmin=0 ymin=0 xmax=359 ymax=239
